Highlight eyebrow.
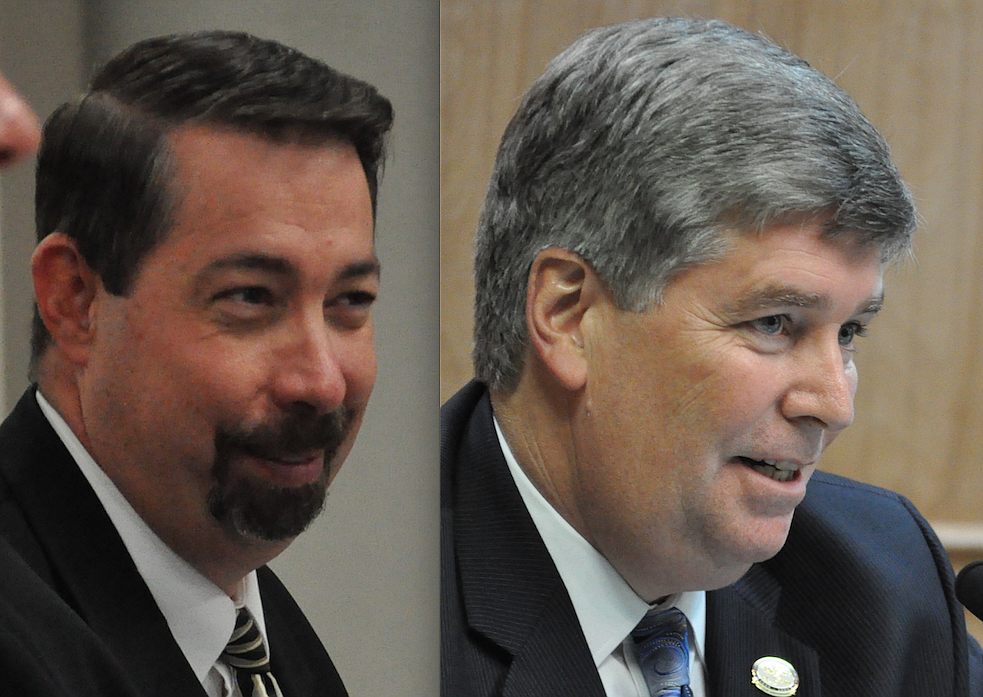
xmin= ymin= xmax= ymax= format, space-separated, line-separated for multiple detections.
xmin=198 ymin=253 xmax=381 ymax=282
xmin=337 ymin=258 xmax=382 ymax=281
xmin=725 ymin=283 xmax=884 ymax=317
xmin=201 ymin=254 xmax=293 ymax=277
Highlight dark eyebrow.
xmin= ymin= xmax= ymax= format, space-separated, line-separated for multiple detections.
xmin=725 ymin=284 xmax=885 ymax=317
xmin=197 ymin=253 xmax=381 ymax=283
xmin=338 ymin=259 xmax=382 ymax=282
xmin=201 ymin=253 xmax=293 ymax=276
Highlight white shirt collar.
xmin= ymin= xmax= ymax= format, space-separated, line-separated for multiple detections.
xmin=493 ymin=417 xmax=707 ymax=668
xmin=36 ymin=390 xmax=269 ymax=685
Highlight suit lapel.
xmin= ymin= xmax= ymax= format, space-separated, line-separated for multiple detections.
xmin=706 ymin=566 xmax=820 ymax=697
xmin=453 ymin=391 xmax=606 ymax=697
xmin=260 ymin=566 xmax=348 ymax=697
xmin=0 ymin=389 xmax=207 ymax=696
xmin=446 ymin=385 xmax=829 ymax=697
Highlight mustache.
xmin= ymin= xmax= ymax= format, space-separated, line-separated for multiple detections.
xmin=215 ymin=407 xmax=353 ymax=463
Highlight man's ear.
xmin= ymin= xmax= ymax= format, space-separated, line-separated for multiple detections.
xmin=526 ymin=248 xmax=604 ymax=392
xmin=32 ymin=233 xmax=99 ymax=366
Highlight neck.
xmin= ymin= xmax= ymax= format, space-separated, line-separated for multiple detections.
xmin=37 ymin=368 xmax=289 ymax=597
xmin=491 ymin=370 xmax=589 ymax=540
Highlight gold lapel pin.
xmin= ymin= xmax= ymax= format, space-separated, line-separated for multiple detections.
xmin=750 ymin=656 xmax=799 ymax=696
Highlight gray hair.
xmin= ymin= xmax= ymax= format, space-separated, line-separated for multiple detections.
xmin=472 ymin=17 xmax=915 ymax=393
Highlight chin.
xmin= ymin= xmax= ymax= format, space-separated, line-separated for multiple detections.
xmin=707 ymin=516 xmax=795 ymax=576
xmin=738 ymin=527 xmax=794 ymax=566
xmin=700 ymin=561 xmax=757 ymax=592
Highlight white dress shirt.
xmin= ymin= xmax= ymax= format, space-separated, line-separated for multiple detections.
xmin=495 ymin=418 xmax=707 ymax=697
xmin=37 ymin=391 xmax=270 ymax=697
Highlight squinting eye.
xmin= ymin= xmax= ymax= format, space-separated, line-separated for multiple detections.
xmin=326 ymin=289 xmax=377 ymax=330
xmin=339 ymin=290 xmax=377 ymax=308
xmin=749 ymin=315 xmax=787 ymax=336
xmin=219 ymin=287 xmax=275 ymax=305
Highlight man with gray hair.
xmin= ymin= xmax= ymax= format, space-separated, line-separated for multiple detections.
xmin=441 ymin=17 xmax=979 ymax=697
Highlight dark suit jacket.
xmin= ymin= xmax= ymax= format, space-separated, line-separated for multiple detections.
xmin=0 ymin=534 xmax=142 ymax=696
xmin=0 ymin=387 xmax=347 ymax=697
xmin=442 ymin=381 xmax=978 ymax=697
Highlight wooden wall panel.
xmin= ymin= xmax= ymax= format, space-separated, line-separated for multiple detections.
xmin=440 ymin=0 xmax=983 ymax=530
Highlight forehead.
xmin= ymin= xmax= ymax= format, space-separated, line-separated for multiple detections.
xmin=147 ymin=126 xmax=374 ymax=265
xmin=168 ymin=125 xmax=370 ymax=222
xmin=729 ymin=225 xmax=881 ymax=270
xmin=672 ymin=224 xmax=884 ymax=307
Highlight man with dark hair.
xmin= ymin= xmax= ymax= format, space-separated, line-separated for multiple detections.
xmin=442 ymin=17 xmax=980 ymax=697
xmin=0 ymin=31 xmax=392 ymax=696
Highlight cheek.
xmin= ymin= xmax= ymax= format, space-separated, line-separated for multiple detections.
xmin=143 ymin=339 xmax=263 ymax=444
xmin=663 ymin=344 xmax=768 ymax=436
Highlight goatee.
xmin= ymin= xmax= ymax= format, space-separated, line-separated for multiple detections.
xmin=207 ymin=406 xmax=352 ymax=541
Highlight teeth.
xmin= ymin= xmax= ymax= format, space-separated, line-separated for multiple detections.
xmin=746 ymin=459 xmax=797 ymax=482
xmin=759 ymin=458 xmax=797 ymax=471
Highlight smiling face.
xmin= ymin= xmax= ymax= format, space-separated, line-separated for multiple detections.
xmin=75 ymin=126 xmax=378 ymax=566
xmin=567 ymin=223 xmax=884 ymax=600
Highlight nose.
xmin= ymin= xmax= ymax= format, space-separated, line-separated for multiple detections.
xmin=0 ymin=73 xmax=41 ymax=167
xmin=781 ymin=337 xmax=856 ymax=434
xmin=271 ymin=314 xmax=352 ymax=414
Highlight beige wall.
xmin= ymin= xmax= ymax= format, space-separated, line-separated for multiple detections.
xmin=440 ymin=0 xmax=983 ymax=536
xmin=1 ymin=1 xmax=438 ymax=695
xmin=0 ymin=0 xmax=86 ymax=414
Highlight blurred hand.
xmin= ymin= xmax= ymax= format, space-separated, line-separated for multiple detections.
xmin=0 ymin=71 xmax=41 ymax=167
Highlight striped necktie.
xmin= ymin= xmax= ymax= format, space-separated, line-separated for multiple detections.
xmin=631 ymin=607 xmax=694 ymax=697
xmin=221 ymin=608 xmax=284 ymax=697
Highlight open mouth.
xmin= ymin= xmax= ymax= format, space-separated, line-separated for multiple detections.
xmin=252 ymin=454 xmax=325 ymax=488
xmin=267 ymin=452 xmax=322 ymax=466
xmin=241 ymin=444 xmax=324 ymax=466
xmin=735 ymin=456 xmax=799 ymax=483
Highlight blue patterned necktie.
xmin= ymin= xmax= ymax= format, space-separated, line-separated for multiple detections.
xmin=221 ymin=608 xmax=284 ymax=697
xmin=631 ymin=607 xmax=694 ymax=697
